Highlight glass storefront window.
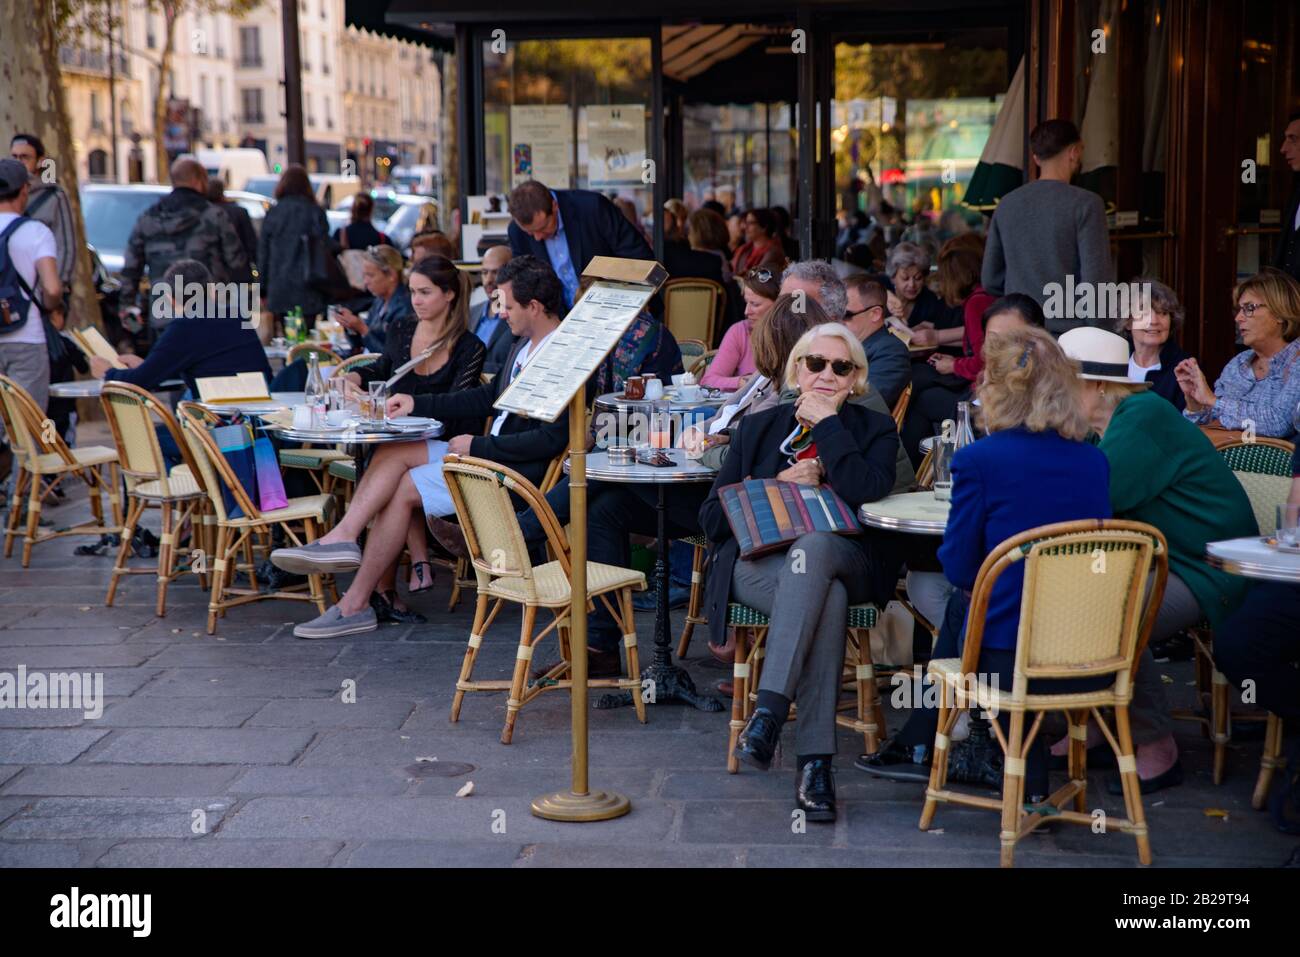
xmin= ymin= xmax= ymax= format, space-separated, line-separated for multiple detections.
xmin=681 ymin=103 xmax=795 ymax=213
xmin=481 ymin=37 xmax=655 ymax=228
xmin=833 ymin=38 xmax=1008 ymax=258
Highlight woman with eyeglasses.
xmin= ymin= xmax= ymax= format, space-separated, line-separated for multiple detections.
xmin=700 ymin=323 xmax=900 ymax=823
xmin=701 ymin=266 xmax=780 ymax=391
xmin=333 ymin=245 xmax=412 ymax=355
xmin=1176 ymin=268 xmax=1300 ymax=438
xmin=729 ymin=208 xmax=787 ymax=277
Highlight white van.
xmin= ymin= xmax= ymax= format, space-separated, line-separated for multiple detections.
xmin=391 ymin=165 xmax=441 ymax=197
xmin=310 ymin=174 xmax=362 ymax=209
xmin=186 ymin=148 xmax=269 ymax=190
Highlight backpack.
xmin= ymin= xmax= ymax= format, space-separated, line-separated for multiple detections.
xmin=0 ymin=216 xmax=38 ymax=334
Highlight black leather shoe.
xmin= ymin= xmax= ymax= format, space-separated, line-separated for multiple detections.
xmin=1106 ymin=759 xmax=1183 ymax=796
xmin=854 ymin=737 xmax=932 ymax=782
xmin=796 ymin=759 xmax=837 ymax=822
xmin=370 ymin=591 xmax=428 ymax=625
xmin=734 ymin=707 xmax=782 ymax=771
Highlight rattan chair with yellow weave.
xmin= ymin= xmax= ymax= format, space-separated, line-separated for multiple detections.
xmin=441 ymin=454 xmax=647 ymax=744
xmin=663 ymin=277 xmax=724 ymax=347
xmin=890 ymin=384 xmax=913 ymax=431
xmin=0 ymin=374 xmax=122 ymax=567
xmin=287 ymin=343 xmax=343 ymax=366
xmin=678 ymin=337 xmax=709 ymax=372
xmin=723 ymin=601 xmax=889 ymax=772
xmin=918 ymin=519 xmax=1168 ymax=867
xmin=177 ymin=402 xmax=336 ymax=634
xmin=1176 ymin=436 xmax=1294 ymax=784
xmin=100 ymin=382 xmax=209 ymax=615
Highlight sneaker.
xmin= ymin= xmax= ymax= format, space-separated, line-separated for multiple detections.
xmin=271 ymin=540 xmax=361 ymax=574
xmin=293 ymin=605 xmax=377 ymax=639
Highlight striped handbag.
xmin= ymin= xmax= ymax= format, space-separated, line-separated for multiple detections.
xmin=718 ymin=478 xmax=862 ymax=559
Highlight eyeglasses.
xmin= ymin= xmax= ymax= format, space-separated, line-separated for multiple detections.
xmin=746 ymin=267 xmax=774 ymax=284
xmin=801 ymin=354 xmax=859 ymax=377
xmin=1236 ymin=301 xmax=1267 ymax=318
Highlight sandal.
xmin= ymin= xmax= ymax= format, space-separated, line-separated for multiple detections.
xmin=408 ymin=560 xmax=435 ymax=593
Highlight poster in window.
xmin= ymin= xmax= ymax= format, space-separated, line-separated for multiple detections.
xmin=587 ymin=104 xmax=646 ymax=188
xmin=510 ymin=105 xmax=572 ymax=188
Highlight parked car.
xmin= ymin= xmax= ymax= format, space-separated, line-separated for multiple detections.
xmin=80 ymin=183 xmax=272 ymax=276
xmin=390 ymin=165 xmax=441 ymax=197
xmin=334 ymin=192 xmax=437 ymax=253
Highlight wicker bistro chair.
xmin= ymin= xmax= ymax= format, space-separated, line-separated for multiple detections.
xmin=723 ymin=601 xmax=889 ymax=772
xmin=441 ymin=454 xmax=648 ymax=744
xmin=663 ymin=277 xmax=725 ymax=347
xmin=286 ymin=343 xmax=343 ymax=366
xmin=677 ymin=338 xmax=709 ymax=372
xmin=890 ymin=383 xmax=913 ymax=431
xmin=100 ymin=383 xmax=209 ymax=615
xmin=689 ymin=350 xmax=719 ymax=381
xmin=1175 ymin=437 xmax=1294 ymax=785
xmin=176 ymin=402 xmax=336 ymax=634
xmin=0 ymin=375 xmax=122 ymax=566
xmin=918 ymin=519 xmax=1168 ymax=867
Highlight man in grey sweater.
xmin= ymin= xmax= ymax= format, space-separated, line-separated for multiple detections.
xmin=981 ymin=119 xmax=1114 ymax=336
xmin=9 ymin=134 xmax=76 ymax=292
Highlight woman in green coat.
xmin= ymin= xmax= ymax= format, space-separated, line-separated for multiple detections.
xmin=1062 ymin=328 xmax=1259 ymax=794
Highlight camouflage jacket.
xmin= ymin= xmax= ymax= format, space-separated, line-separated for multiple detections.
xmin=119 ymin=187 xmax=249 ymax=316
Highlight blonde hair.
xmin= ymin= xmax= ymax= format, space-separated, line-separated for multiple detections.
xmin=784 ymin=322 xmax=869 ymax=396
xmin=1234 ymin=268 xmax=1300 ymax=342
xmin=977 ymin=327 xmax=1091 ymax=441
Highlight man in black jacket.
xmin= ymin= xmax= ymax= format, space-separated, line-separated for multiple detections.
xmin=273 ymin=255 xmax=572 ymax=639
xmin=1275 ymin=112 xmax=1300 ymax=283
xmin=206 ymin=180 xmax=257 ymax=283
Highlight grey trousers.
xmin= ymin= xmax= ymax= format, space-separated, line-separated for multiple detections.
xmin=730 ymin=531 xmax=873 ymax=756
xmin=1131 ymin=571 xmax=1202 ymax=744
xmin=0 ymin=341 xmax=50 ymax=415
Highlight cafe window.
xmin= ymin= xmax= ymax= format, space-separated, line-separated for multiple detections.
xmin=682 ymin=103 xmax=795 ymax=213
xmin=1071 ymin=0 xmax=1172 ymax=279
xmin=481 ymin=36 xmax=654 ymax=227
xmin=832 ymin=36 xmax=1009 ymax=257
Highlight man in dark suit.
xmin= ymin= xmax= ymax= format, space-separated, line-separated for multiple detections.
xmin=274 ymin=255 xmax=574 ymax=639
xmin=507 ymin=180 xmax=653 ymax=310
xmin=1274 ymin=112 xmax=1300 ymax=283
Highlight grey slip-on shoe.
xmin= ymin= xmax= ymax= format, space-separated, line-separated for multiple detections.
xmin=293 ymin=604 xmax=378 ymax=640
xmin=271 ymin=540 xmax=362 ymax=574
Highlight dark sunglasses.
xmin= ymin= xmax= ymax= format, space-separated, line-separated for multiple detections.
xmin=746 ymin=267 xmax=774 ymax=284
xmin=801 ymin=354 xmax=859 ymax=377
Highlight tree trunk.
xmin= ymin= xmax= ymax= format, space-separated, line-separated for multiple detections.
xmin=0 ymin=0 xmax=100 ymax=337
xmin=441 ymin=50 xmax=459 ymax=241
xmin=152 ymin=5 xmax=177 ymax=185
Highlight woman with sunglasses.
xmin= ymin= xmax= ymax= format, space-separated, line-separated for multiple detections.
xmin=701 ymin=266 xmax=780 ymax=391
xmin=1176 ymin=268 xmax=1300 ymax=438
xmin=700 ymin=323 xmax=900 ymax=823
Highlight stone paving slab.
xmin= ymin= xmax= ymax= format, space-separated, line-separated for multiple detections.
xmin=98 ymin=696 xmax=270 ymax=728
xmin=0 ymin=730 xmax=109 ymax=764
xmin=2 ymin=765 xmax=241 ymax=798
xmin=227 ymin=767 xmax=414 ymax=797
xmin=244 ymin=698 xmax=416 ymax=730
xmin=339 ymin=840 xmax=525 ymax=868
xmin=87 ymin=729 xmax=317 ymax=765
xmin=0 ymin=797 xmax=232 ymax=840
xmin=95 ymin=839 xmax=345 ymax=868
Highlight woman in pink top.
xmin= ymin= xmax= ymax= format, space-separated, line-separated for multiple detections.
xmin=702 ymin=266 xmax=780 ymax=390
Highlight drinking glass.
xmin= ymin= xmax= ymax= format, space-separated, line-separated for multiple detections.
xmin=327 ymin=377 xmax=347 ymax=413
xmin=368 ymin=381 xmax=388 ymax=424
xmin=1277 ymin=504 xmax=1300 ymax=551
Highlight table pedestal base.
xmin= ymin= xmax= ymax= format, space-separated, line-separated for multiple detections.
xmin=531 ymin=788 xmax=631 ymax=822
xmin=596 ymin=658 xmax=725 ymax=712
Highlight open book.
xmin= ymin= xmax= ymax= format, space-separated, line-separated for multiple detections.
xmin=195 ymin=372 xmax=272 ymax=404
xmin=70 ymin=326 xmax=127 ymax=370
xmin=885 ymin=316 xmax=914 ymax=346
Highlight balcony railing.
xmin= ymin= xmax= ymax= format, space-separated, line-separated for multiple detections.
xmin=242 ymin=112 xmax=265 ymax=124
xmin=58 ymin=45 xmax=130 ymax=76
xmin=238 ymin=54 xmax=263 ymax=68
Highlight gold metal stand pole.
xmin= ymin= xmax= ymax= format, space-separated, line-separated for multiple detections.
xmin=531 ymin=390 xmax=630 ymax=821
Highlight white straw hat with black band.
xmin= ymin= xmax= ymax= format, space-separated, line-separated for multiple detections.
xmin=1058 ymin=327 xmax=1150 ymax=386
